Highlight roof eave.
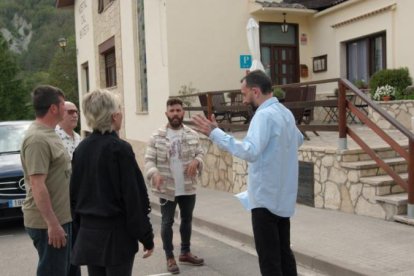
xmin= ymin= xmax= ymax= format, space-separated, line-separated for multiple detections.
xmin=55 ymin=0 xmax=75 ymax=8
xmin=250 ymin=4 xmax=317 ymax=17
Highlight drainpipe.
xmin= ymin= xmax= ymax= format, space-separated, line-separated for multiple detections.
xmin=337 ymin=81 xmax=347 ymax=150
xmin=408 ymin=140 xmax=414 ymax=219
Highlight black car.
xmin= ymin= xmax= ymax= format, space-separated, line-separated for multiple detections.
xmin=0 ymin=121 xmax=31 ymax=222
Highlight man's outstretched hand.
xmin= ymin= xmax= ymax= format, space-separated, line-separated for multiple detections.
xmin=192 ymin=114 xmax=218 ymax=136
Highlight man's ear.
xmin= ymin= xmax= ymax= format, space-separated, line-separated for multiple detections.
xmin=252 ymin=87 xmax=259 ymax=97
xmin=49 ymin=103 xmax=57 ymax=114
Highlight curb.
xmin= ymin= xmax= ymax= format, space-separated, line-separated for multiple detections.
xmin=150 ymin=199 xmax=378 ymax=276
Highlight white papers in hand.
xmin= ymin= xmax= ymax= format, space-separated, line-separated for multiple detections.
xmin=235 ymin=190 xmax=249 ymax=211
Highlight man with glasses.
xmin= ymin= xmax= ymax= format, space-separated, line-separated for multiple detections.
xmin=56 ymin=101 xmax=81 ymax=160
xmin=55 ymin=101 xmax=81 ymax=276
xmin=21 ymin=85 xmax=73 ymax=276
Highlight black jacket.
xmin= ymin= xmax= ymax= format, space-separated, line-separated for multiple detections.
xmin=70 ymin=131 xmax=154 ymax=266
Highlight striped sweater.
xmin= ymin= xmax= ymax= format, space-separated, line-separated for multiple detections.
xmin=144 ymin=125 xmax=204 ymax=201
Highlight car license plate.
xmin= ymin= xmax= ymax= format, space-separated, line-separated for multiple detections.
xmin=8 ymin=199 xmax=25 ymax=208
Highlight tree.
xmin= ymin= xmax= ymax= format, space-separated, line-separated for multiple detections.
xmin=48 ymin=35 xmax=79 ymax=106
xmin=0 ymin=34 xmax=32 ymax=120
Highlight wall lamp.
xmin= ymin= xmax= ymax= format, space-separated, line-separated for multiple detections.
xmin=281 ymin=13 xmax=289 ymax=33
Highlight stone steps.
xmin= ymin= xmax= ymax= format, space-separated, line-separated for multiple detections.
xmin=375 ymin=193 xmax=408 ymax=220
xmin=341 ymin=157 xmax=407 ymax=177
xmin=342 ymin=157 xmax=407 ymax=196
xmin=340 ymin=145 xmax=408 ymax=162
xmin=340 ymin=150 xmax=409 ymax=220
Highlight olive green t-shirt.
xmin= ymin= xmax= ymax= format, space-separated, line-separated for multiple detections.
xmin=21 ymin=122 xmax=72 ymax=228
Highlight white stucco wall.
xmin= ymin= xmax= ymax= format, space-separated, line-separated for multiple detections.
xmin=302 ymin=0 xmax=413 ymax=94
xmin=74 ymin=0 xmax=96 ymax=132
xmin=72 ymin=0 xmax=414 ymax=143
xmin=166 ymin=0 xmax=252 ymax=95
xmin=121 ymin=0 xmax=171 ymax=142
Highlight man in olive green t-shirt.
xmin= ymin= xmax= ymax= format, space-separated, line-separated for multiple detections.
xmin=21 ymin=85 xmax=72 ymax=276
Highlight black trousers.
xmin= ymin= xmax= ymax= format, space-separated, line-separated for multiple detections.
xmin=87 ymin=258 xmax=134 ymax=276
xmin=251 ymin=208 xmax=297 ymax=276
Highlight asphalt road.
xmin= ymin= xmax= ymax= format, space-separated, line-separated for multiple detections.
xmin=0 ymin=214 xmax=261 ymax=276
xmin=0 ymin=213 xmax=321 ymax=276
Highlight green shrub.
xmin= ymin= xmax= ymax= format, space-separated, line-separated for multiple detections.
xmin=398 ymin=86 xmax=414 ymax=100
xmin=369 ymin=68 xmax=412 ymax=99
xmin=273 ymin=87 xmax=285 ymax=100
xmin=354 ymin=79 xmax=368 ymax=89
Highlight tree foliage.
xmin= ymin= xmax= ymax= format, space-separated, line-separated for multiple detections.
xmin=0 ymin=34 xmax=32 ymax=120
xmin=0 ymin=0 xmax=78 ymax=114
xmin=48 ymin=35 xmax=78 ymax=106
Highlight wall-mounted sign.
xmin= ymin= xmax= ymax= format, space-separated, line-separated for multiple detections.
xmin=240 ymin=55 xmax=252 ymax=69
xmin=313 ymin=55 xmax=327 ymax=73
xmin=300 ymin=33 xmax=307 ymax=45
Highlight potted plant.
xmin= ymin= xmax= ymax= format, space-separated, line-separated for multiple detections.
xmin=354 ymin=79 xmax=368 ymax=89
xmin=273 ymin=87 xmax=285 ymax=101
xmin=373 ymin=85 xmax=396 ymax=101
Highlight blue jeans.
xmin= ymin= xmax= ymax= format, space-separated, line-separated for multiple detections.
xmin=26 ymin=223 xmax=72 ymax=276
xmin=252 ymin=208 xmax=297 ymax=276
xmin=160 ymin=195 xmax=196 ymax=258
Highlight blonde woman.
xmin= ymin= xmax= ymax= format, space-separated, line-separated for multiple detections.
xmin=70 ymin=89 xmax=154 ymax=276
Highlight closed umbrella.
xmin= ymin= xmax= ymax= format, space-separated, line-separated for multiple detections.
xmin=246 ymin=18 xmax=264 ymax=72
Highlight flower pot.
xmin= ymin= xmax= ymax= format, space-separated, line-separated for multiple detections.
xmin=382 ymin=95 xmax=391 ymax=101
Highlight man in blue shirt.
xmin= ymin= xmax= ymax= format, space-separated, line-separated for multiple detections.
xmin=192 ymin=70 xmax=304 ymax=276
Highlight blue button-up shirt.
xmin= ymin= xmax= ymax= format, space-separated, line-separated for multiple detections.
xmin=210 ymin=97 xmax=304 ymax=217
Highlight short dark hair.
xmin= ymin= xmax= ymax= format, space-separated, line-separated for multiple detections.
xmin=32 ymin=85 xmax=65 ymax=117
xmin=167 ymin=98 xmax=183 ymax=107
xmin=241 ymin=70 xmax=272 ymax=95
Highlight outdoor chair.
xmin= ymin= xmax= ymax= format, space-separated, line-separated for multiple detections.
xmin=282 ymin=86 xmax=318 ymax=139
xmin=228 ymin=92 xmax=253 ymax=124
xmin=283 ymin=87 xmax=307 ymax=124
xmin=198 ymin=93 xmax=230 ymax=123
xmin=302 ymin=85 xmax=316 ymax=125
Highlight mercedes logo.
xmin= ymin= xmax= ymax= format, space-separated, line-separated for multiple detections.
xmin=18 ymin=178 xmax=26 ymax=191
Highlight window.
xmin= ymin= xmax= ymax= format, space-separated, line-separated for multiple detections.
xmin=98 ymin=0 xmax=115 ymax=13
xmin=104 ymin=49 xmax=116 ymax=87
xmin=137 ymin=0 xmax=148 ymax=111
xmin=99 ymin=37 xmax=117 ymax=88
xmin=346 ymin=32 xmax=386 ymax=83
xmin=81 ymin=62 xmax=89 ymax=93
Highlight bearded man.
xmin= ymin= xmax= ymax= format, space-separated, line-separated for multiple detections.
xmin=145 ymin=98 xmax=205 ymax=274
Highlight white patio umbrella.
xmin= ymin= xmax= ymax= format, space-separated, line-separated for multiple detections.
xmin=246 ymin=18 xmax=264 ymax=72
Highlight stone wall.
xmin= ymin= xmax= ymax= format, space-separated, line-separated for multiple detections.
xmin=198 ymin=137 xmax=403 ymax=220
xmin=368 ymin=100 xmax=414 ymax=130
xmin=200 ymin=138 xmax=248 ymax=193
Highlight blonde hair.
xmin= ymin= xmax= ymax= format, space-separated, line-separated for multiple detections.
xmin=82 ymin=89 xmax=121 ymax=133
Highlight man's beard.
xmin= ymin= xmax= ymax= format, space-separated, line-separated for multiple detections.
xmin=168 ymin=116 xmax=183 ymax=129
xmin=248 ymin=102 xmax=258 ymax=112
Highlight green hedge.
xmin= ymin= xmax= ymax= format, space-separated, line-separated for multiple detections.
xmin=369 ymin=68 xmax=412 ymax=99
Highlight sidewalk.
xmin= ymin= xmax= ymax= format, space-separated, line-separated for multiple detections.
xmin=149 ymin=187 xmax=414 ymax=276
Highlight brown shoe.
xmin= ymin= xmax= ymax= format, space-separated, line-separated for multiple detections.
xmin=167 ymin=257 xmax=180 ymax=274
xmin=179 ymin=252 xmax=204 ymax=266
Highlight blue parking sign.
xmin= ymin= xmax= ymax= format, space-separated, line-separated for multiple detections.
xmin=240 ymin=55 xmax=252 ymax=69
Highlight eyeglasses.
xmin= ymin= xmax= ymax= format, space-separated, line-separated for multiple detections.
xmin=67 ymin=110 xmax=78 ymax=115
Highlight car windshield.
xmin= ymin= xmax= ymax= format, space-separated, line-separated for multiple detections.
xmin=0 ymin=123 xmax=30 ymax=154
